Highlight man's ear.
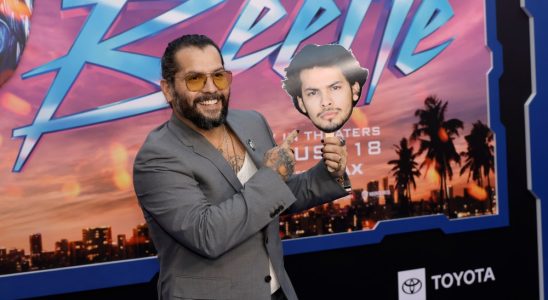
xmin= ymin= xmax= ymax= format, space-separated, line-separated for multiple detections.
xmin=297 ymin=96 xmax=307 ymax=114
xmin=160 ymin=79 xmax=174 ymax=104
xmin=351 ymin=82 xmax=360 ymax=101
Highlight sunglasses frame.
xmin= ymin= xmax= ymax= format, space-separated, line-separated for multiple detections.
xmin=177 ymin=70 xmax=233 ymax=92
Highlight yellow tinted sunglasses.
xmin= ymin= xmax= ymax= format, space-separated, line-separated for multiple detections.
xmin=179 ymin=70 xmax=232 ymax=92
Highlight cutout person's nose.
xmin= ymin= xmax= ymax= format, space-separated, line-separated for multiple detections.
xmin=320 ymin=92 xmax=334 ymax=108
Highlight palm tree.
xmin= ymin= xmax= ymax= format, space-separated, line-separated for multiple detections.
xmin=411 ymin=96 xmax=463 ymax=214
xmin=388 ymin=138 xmax=421 ymax=216
xmin=460 ymin=120 xmax=495 ymax=211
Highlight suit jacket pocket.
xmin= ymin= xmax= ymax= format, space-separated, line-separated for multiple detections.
xmin=173 ymin=275 xmax=232 ymax=299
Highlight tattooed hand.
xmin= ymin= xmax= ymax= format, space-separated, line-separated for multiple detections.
xmin=264 ymin=130 xmax=298 ymax=181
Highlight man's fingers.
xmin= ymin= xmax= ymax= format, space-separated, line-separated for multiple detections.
xmin=322 ymin=152 xmax=342 ymax=163
xmin=321 ymin=138 xmax=347 ymax=175
xmin=324 ymin=159 xmax=342 ymax=172
xmin=322 ymin=135 xmax=343 ymax=146
xmin=322 ymin=143 xmax=346 ymax=156
xmin=281 ymin=129 xmax=299 ymax=148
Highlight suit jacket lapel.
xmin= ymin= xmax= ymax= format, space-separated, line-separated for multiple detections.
xmin=226 ymin=112 xmax=264 ymax=168
xmin=167 ymin=114 xmax=243 ymax=191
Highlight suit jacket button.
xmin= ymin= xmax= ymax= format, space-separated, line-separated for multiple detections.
xmin=265 ymin=275 xmax=272 ymax=283
xmin=265 ymin=236 xmax=269 ymax=244
xmin=270 ymin=212 xmax=276 ymax=217
xmin=278 ymin=205 xmax=284 ymax=210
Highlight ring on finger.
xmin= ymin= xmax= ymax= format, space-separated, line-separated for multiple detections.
xmin=338 ymin=137 xmax=346 ymax=146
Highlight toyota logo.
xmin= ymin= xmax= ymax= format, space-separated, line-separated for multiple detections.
xmin=402 ymin=278 xmax=423 ymax=294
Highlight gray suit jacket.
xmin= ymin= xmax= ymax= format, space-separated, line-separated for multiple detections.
xmin=133 ymin=110 xmax=349 ymax=300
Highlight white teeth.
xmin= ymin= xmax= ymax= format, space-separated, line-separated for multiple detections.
xmin=200 ymin=99 xmax=219 ymax=105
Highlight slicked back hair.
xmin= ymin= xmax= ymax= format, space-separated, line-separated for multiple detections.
xmin=161 ymin=34 xmax=224 ymax=85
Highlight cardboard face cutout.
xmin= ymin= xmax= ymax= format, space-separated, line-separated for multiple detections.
xmin=283 ymin=44 xmax=368 ymax=133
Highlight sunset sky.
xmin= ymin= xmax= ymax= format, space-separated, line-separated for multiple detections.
xmin=0 ymin=0 xmax=495 ymax=254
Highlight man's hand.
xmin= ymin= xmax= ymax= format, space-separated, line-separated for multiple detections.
xmin=322 ymin=134 xmax=347 ymax=177
xmin=264 ymin=130 xmax=298 ymax=181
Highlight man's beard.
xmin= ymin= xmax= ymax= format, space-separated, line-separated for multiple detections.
xmin=173 ymin=91 xmax=229 ymax=130
xmin=314 ymin=108 xmax=352 ymax=133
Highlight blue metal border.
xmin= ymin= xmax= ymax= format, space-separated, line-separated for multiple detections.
xmin=0 ymin=0 xmax=509 ymax=298
xmin=522 ymin=0 xmax=548 ymax=298
xmin=0 ymin=257 xmax=159 ymax=299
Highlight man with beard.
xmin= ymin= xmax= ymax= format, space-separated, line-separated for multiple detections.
xmin=282 ymin=44 xmax=368 ymax=133
xmin=133 ymin=34 xmax=351 ymax=300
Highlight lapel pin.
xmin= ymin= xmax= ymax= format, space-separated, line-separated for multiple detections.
xmin=247 ymin=139 xmax=255 ymax=151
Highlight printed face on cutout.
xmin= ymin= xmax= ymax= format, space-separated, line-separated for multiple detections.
xmin=297 ymin=66 xmax=359 ymax=133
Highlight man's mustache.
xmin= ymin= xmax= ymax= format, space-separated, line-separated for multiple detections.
xmin=317 ymin=108 xmax=341 ymax=118
xmin=193 ymin=93 xmax=225 ymax=105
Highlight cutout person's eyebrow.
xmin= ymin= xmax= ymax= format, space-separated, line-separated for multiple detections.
xmin=328 ymin=80 xmax=342 ymax=88
xmin=304 ymin=87 xmax=319 ymax=93
xmin=304 ymin=80 xmax=342 ymax=92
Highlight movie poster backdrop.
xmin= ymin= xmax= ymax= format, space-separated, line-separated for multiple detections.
xmin=0 ymin=0 xmax=509 ymax=298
